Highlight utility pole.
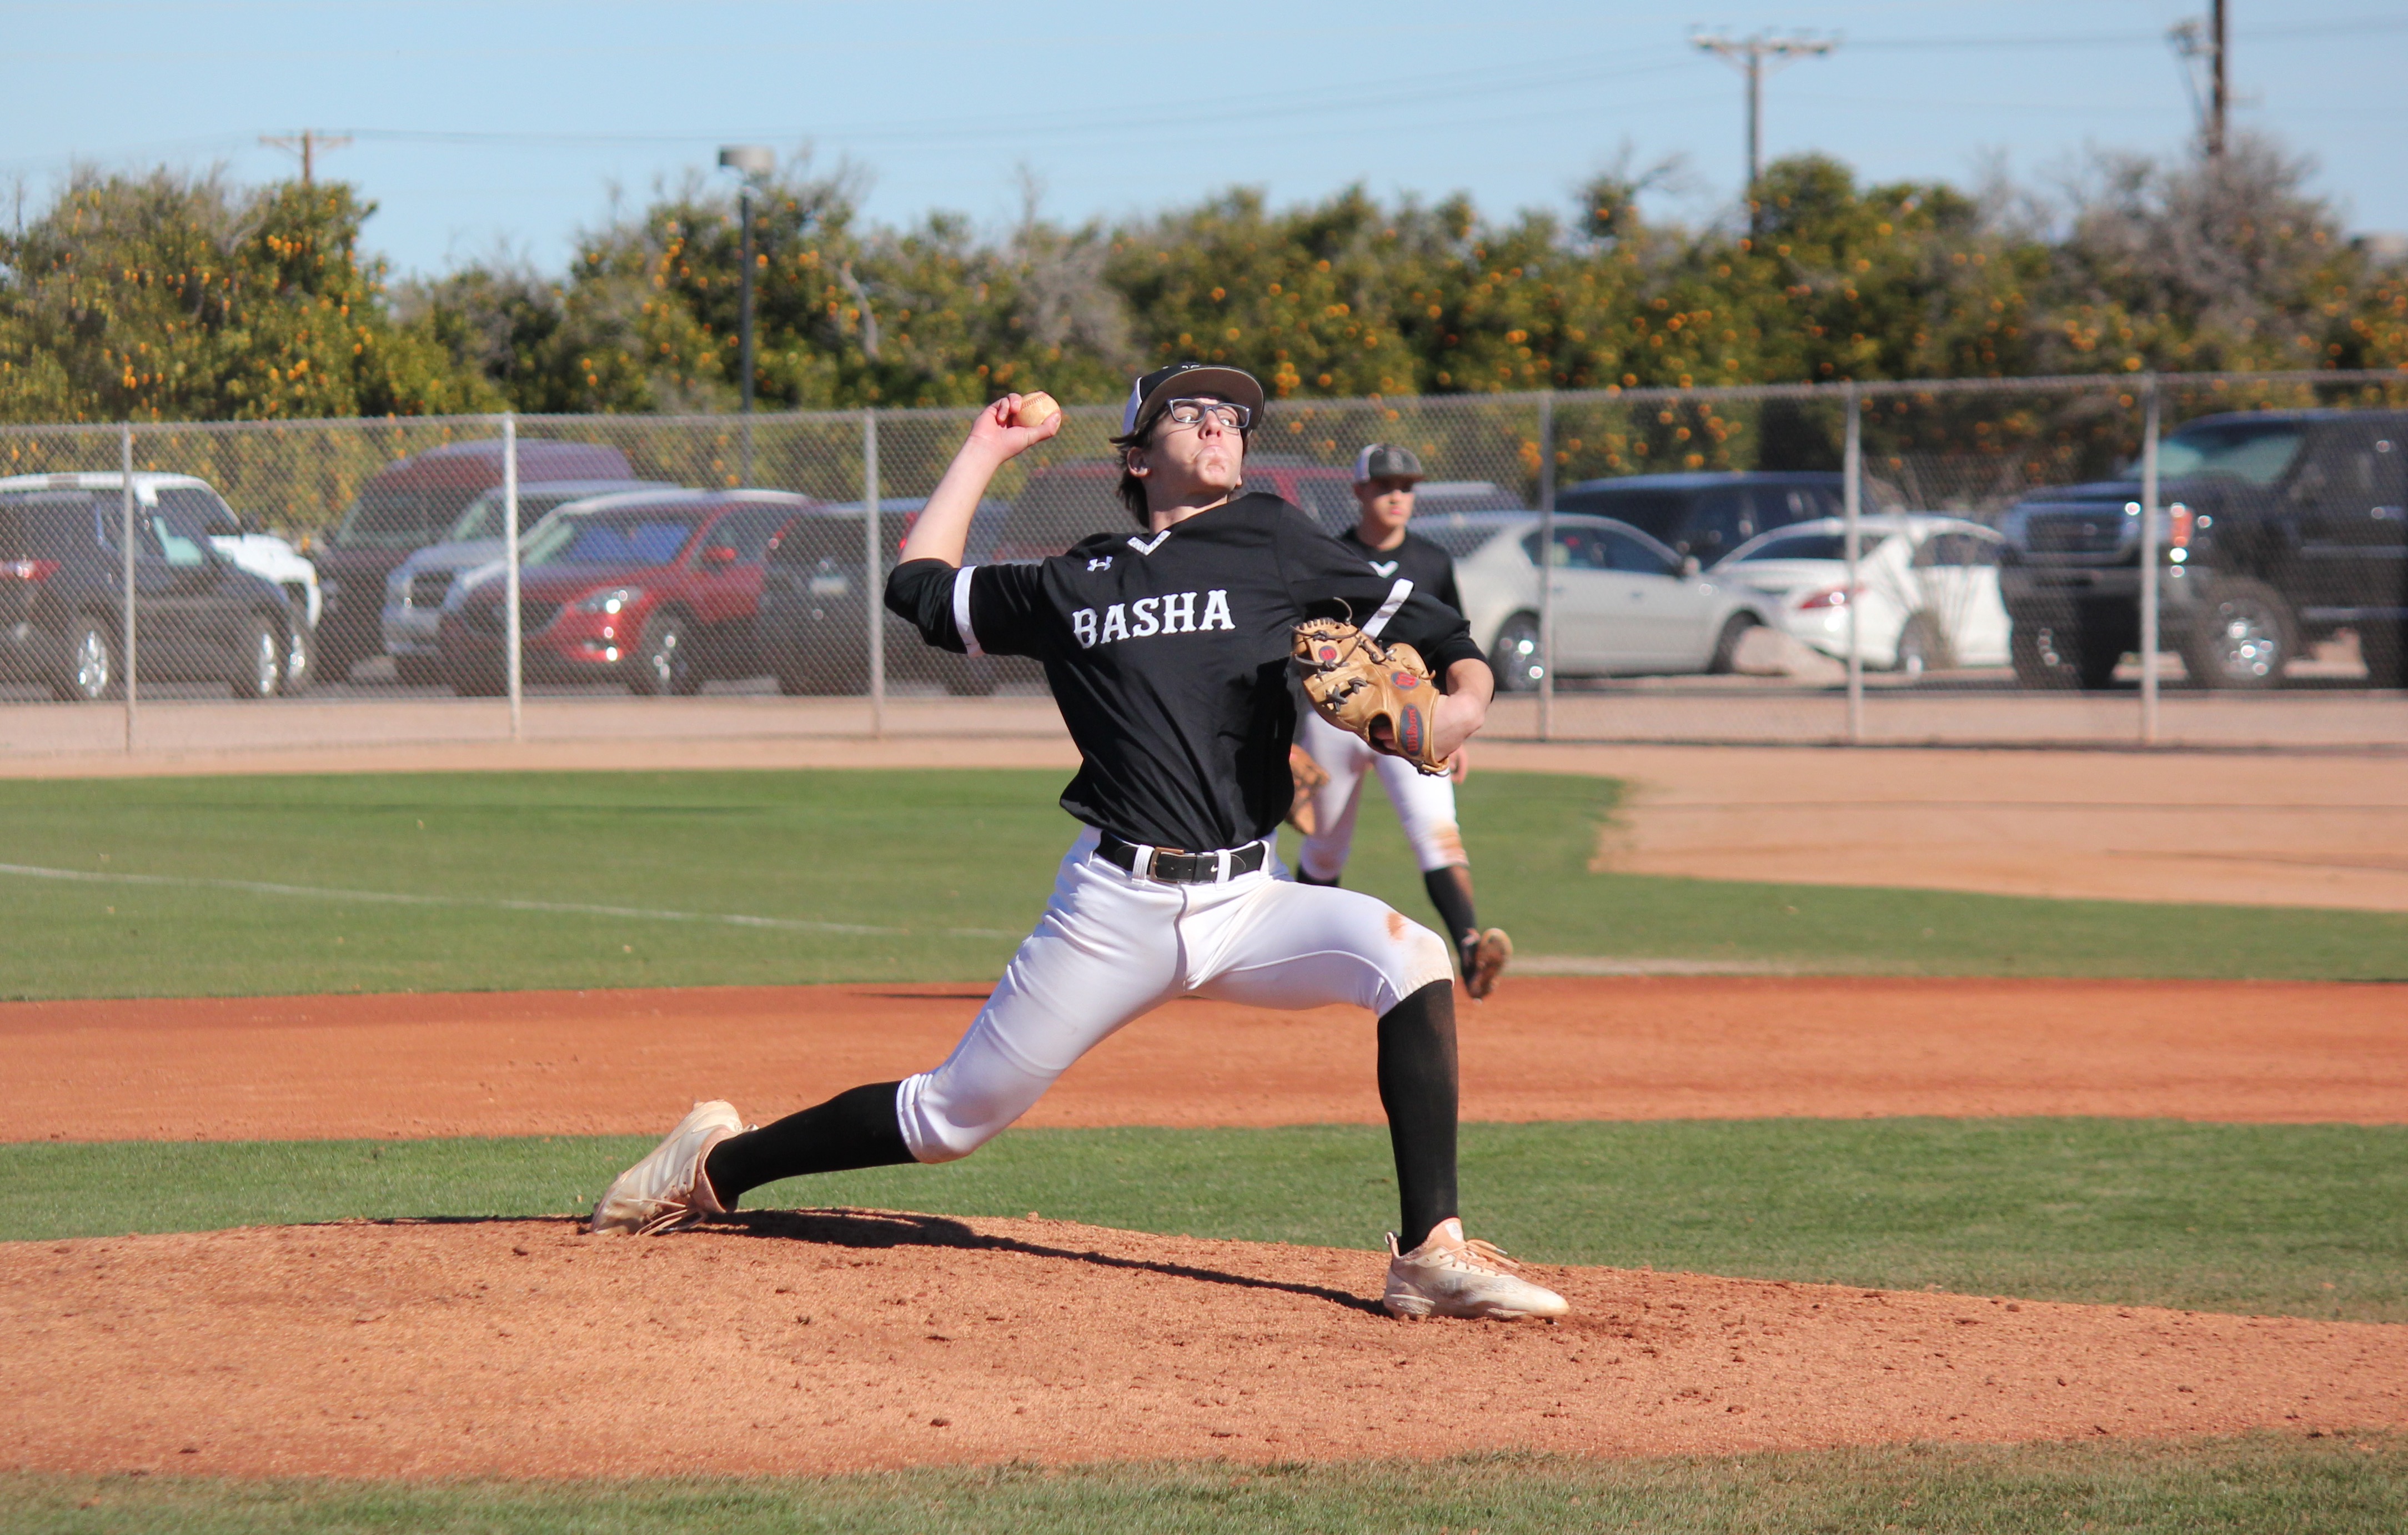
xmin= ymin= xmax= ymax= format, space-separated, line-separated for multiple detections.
xmin=1690 ymin=31 xmax=1835 ymax=232
xmin=258 ymin=131 xmax=351 ymax=185
xmin=2169 ymin=2 xmax=2229 ymax=158
xmin=718 ymin=145 xmax=775 ymax=482
xmin=2210 ymin=0 xmax=2228 ymax=159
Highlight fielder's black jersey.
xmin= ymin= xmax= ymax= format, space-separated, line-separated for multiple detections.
xmin=887 ymin=491 xmax=1482 ymax=853
xmin=1337 ymin=526 xmax=1462 ymax=614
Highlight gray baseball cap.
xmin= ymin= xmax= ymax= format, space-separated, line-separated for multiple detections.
xmin=1120 ymin=362 xmax=1266 ymax=437
xmin=1353 ymin=443 xmax=1425 ymax=484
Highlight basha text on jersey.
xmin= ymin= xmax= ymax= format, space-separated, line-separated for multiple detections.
xmin=1070 ymin=589 xmax=1238 ymax=649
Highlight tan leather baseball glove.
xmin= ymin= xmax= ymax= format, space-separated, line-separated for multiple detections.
xmin=1291 ymin=618 xmax=1449 ymax=776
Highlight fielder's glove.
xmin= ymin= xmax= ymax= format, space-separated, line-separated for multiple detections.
xmin=1291 ymin=618 xmax=1450 ymax=776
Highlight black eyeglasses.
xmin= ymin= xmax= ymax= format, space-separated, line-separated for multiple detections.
xmin=1161 ymin=399 xmax=1251 ymax=432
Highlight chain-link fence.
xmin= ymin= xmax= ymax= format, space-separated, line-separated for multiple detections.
xmin=0 ymin=368 xmax=2400 ymax=757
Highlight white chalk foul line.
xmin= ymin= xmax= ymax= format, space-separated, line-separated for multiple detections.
xmin=0 ymin=861 xmax=1025 ymax=940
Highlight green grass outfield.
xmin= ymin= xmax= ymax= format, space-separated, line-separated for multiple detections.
xmin=12 ymin=1120 xmax=2402 ymax=1321
xmin=0 ymin=769 xmax=2400 ymax=999
xmin=6 ymin=1437 xmax=2402 ymax=1534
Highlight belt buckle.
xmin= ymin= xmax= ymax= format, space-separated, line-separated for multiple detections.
xmin=1146 ymin=847 xmax=1181 ymax=882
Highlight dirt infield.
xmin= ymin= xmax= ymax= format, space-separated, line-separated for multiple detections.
xmin=8 ymin=975 xmax=2405 ymax=1480
xmin=3 ymin=977 xmax=2402 ymax=1143
xmin=6 ymin=1213 xmax=2401 ymax=1479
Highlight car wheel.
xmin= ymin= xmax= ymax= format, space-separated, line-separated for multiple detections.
xmin=1895 ymin=613 xmax=1952 ymax=680
xmin=2010 ymin=618 xmax=2117 ymax=690
xmin=1706 ymin=613 xmax=1758 ymax=675
xmin=394 ymin=655 xmax=445 ymax=689
xmin=631 ymin=613 xmax=699 ymax=696
xmin=228 ymin=615 xmax=282 ymax=700
xmin=2180 ymin=578 xmax=2293 ymax=690
xmin=282 ymin=620 xmax=315 ymax=695
xmin=1490 ymin=613 xmax=1545 ymax=692
xmin=53 ymin=616 xmax=118 ymax=701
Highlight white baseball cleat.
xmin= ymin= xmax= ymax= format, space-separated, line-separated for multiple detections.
xmin=1462 ymin=927 xmax=1512 ymax=1001
xmin=1383 ymin=1217 xmax=1569 ymax=1320
xmin=590 ymin=1100 xmax=744 ymax=1236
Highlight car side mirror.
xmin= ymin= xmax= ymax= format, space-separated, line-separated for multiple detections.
xmin=1679 ymin=555 xmax=1702 ymax=578
xmin=701 ymin=545 xmax=739 ymax=566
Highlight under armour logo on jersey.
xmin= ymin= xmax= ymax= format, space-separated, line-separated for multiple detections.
xmin=1126 ymin=529 xmax=1173 ymax=556
xmin=1369 ymin=559 xmax=1399 ymax=577
xmin=1071 ymin=589 xmax=1237 ymax=649
xmin=1086 ymin=556 xmax=1113 ymax=571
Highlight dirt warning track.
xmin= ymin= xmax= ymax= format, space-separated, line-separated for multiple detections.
xmin=3 ymin=977 xmax=2403 ymax=1143
xmin=4 ymin=1215 xmax=2402 ymax=1479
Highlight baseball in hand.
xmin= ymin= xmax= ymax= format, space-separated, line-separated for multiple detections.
xmin=1011 ymin=392 xmax=1061 ymax=429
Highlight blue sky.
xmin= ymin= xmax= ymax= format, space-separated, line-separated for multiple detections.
xmin=3 ymin=1 xmax=2401 ymax=279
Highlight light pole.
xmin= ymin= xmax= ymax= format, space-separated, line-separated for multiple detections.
xmin=718 ymin=144 xmax=774 ymax=481
xmin=1690 ymin=32 xmax=1835 ymax=233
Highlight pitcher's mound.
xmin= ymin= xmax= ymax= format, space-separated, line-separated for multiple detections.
xmin=6 ymin=1213 xmax=2401 ymax=1479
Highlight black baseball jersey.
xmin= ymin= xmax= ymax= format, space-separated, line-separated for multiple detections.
xmin=1338 ymin=527 xmax=1461 ymax=614
xmin=887 ymin=491 xmax=1482 ymax=854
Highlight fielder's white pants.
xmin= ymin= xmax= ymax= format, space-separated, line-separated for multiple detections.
xmin=1293 ymin=708 xmax=1466 ymax=881
xmin=895 ymin=826 xmax=1455 ymax=1164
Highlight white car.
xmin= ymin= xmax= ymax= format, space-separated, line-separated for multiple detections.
xmin=1416 ymin=510 xmax=1782 ymax=688
xmin=0 ymin=471 xmax=319 ymax=690
xmin=1714 ymin=515 xmax=2011 ymax=676
xmin=382 ymin=479 xmax=666 ymax=685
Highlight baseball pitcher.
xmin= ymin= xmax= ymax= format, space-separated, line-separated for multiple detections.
xmin=591 ymin=363 xmax=1566 ymax=1322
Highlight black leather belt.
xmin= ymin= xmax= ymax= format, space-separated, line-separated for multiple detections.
xmin=1097 ymin=834 xmax=1268 ymax=885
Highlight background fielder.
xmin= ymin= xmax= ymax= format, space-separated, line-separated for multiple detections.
xmin=1295 ymin=443 xmax=1512 ymax=999
xmin=591 ymin=362 xmax=1566 ymax=1323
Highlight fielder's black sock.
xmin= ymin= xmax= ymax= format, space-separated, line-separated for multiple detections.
xmin=1422 ymin=865 xmax=1480 ymax=956
xmin=1376 ymin=979 xmax=1459 ymax=1249
xmin=704 ymin=1081 xmax=914 ymax=1207
xmin=1295 ymin=864 xmax=1340 ymax=887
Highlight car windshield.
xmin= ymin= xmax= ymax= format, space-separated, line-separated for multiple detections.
xmin=0 ymin=493 xmax=100 ymax=557
xmin=524 ymin=508 xmax=703 ymax=566
xmin=2135 ymin=422 xmax=2307 ymax=487
xmin=336 ymin=485 xmax=490 ymax=549
xmin=1558 ymin=488 xmax=1687 ymax=542
xmin=444 ymin=487 xmax=615 ymax=543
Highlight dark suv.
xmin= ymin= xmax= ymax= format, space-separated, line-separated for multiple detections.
xmin=0 ymin=484 xmax=294 ymax=700
xmin=316 ymin=438 xmax=634 ymax=680
xmin=1998 ymin=410 xmax=2407 ymax=689
xmin=1554 ymin=471 xmax=1902 ymax=567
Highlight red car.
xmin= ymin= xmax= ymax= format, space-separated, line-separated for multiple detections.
xmin=438 ymin=490 xmax=819 ymax=695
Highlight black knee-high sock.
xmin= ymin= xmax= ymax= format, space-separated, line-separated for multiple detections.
xmin=1422 ymin=865 xmax=1479 ymax=951
xmin=1296 ymin=864 xmax=1340 ymax=887
xmin=703 ymin=1081 xmax=914 ymax=1207
xmin=1376 ymin=979 xmax=1459 ymax=1248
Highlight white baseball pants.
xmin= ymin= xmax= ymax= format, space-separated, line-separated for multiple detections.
xmin=895 ymin=826 xmax=1455 ymax=1163
xmin=1293 ymin=708 xmax=1466 ymax=880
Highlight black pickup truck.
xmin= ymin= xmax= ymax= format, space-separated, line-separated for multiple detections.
xmin=1998 ymin=409 xmax=2407 ymax=689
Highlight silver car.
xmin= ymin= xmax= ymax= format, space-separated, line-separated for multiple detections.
xmin=382 ymin=480 xmax=669 ymax=684
xmin=1421 ymin=510 xmax=1782 ymax=689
